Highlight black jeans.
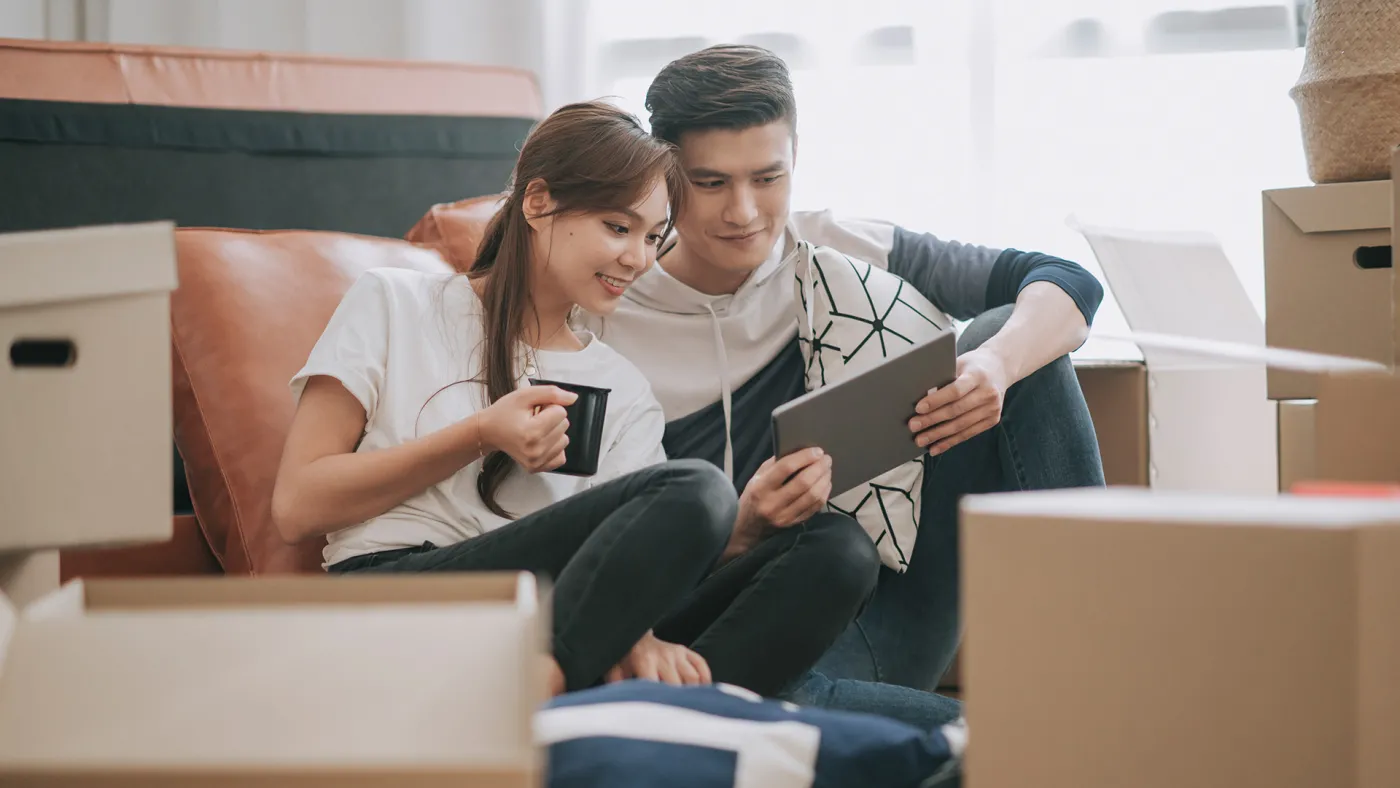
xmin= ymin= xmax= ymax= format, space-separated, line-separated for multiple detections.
xmin=329 ymin=459 xmax=734 ymax=692
xmin=813 ymin=305 xmax=1106 ymax=694
xmin=654 ymin=511 xmax=879 ymax=696
xmin=330 ymin=459 xmax=878 ymax=697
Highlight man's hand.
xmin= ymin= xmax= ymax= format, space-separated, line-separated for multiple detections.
xmin=605 ymin=631 xmax=711 ymax=686
xmin=910 ymin=348 xmax=1010 ymax=456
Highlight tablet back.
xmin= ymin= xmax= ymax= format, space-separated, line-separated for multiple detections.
xmin=772 ymin=330 xmax=957 ymax=497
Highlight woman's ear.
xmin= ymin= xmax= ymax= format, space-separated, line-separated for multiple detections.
xmin=521 ymin=178 xmax=556 ymax=232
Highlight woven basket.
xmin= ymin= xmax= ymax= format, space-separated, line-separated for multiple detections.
xmin=1290 ymin=0 xmax=1400 ymax=183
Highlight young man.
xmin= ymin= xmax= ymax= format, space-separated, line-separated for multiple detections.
xmin=583 ymin=44 xmax=1106 ymax=724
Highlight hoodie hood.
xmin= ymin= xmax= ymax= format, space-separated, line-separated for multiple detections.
xmin=623 ymin=228 xmax=801 ymax=316
xmin=594 ymin=228 xmax=804 ymax=479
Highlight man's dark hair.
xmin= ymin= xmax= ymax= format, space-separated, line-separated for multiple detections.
xmin=645 ymin=45 xmax=796 ymax=145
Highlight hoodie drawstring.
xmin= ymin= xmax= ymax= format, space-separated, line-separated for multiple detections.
xmin=704 ymin=303 xmax=735 ymax=480
xmin=801 ymin=245 xmax=816 ymax=349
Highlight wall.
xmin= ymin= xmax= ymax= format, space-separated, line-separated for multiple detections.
xmin=0 ymin=0 xmax=587 ymax=109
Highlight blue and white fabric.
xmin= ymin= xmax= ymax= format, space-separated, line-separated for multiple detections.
xmin=537 ymin=680 xmax=965 ymax=788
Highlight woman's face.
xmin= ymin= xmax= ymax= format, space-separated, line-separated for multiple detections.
xmin=527 ymin=176 xmax=670 ymax=317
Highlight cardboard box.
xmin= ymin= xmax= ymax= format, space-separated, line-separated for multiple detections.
xmin=1075 ymin=224 xmax=1277 ymax=494
xmin=1277 ymin=399 xmax=1316 ymax=491
xmin=1074 ymin=360 xmax=1148 ymax=487
xmin=1314 ymin=370 xmax=1400 ymax=483
xmin=0 ymin=222 xmax=177 ymax=552
xmin=0 ymin=573 xmax=544 ymax=786
xmin=1125 ymin=331 xmax=1400 ymax=486
xmin=962 ymin=488 xmax=1400 ymax=788
xmin=1264 ymin=180 xmax=1393 ymax=399
xmin=937 ymin=359 xmax=1147 ymax=691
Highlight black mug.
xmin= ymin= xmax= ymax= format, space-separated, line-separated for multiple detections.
xmin=528 ymin=379 xmax=611 ymax=477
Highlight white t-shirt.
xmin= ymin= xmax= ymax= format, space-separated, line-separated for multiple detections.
xmin=291 ymin=268 xmax=667 ymax=568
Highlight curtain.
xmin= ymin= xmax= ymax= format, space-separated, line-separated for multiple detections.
xmin=580 ymin=0 xmax=1314 ymax=329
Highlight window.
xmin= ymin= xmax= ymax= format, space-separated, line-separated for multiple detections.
xmin=583 ymin=0 xmax=1314 ymax=329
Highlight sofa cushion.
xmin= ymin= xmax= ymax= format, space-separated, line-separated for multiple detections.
xmin=405 ymin=194 xmax=506 ymax=272
xmin=60 ymin=515 xmax=220 ymax=581
xmin=172 ymin=229 xmax=454 ymax=574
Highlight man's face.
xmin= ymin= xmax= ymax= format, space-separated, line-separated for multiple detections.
xmin=673 ymin=121 xmax=795 ymax=280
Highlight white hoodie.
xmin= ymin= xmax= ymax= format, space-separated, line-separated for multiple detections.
xmin=579 ymin=210 xmax=956 ymax=479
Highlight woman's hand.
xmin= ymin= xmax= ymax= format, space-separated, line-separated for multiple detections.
xmin=478 ymin=385 xmax=578 ymax=473
xmin=606 ymin=631 xmax=711 ymax=686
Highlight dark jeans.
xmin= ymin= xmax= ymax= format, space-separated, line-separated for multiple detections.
xmin=797 ymin=304 xmax=1108 ymax=726
xmin=330 ymin=459 xmax=877 ymax=697
xmin=655 ymin=511 xmax=878 ymax=696
xmin=330 ymin=459 xmax=735 ymax=692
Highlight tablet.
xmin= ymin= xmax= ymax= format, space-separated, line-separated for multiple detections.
xmin=772 ymin=330 xmax=957 ymax=497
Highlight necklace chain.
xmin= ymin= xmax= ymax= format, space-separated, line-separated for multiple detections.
xmin=523 ymin=307 xmax=579 ymax=381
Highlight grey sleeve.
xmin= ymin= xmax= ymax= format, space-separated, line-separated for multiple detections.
xmin=887 ymin=227 xmax=1003 ymax=321
xmin=888 ymin=227 xmax=1105 ymax=326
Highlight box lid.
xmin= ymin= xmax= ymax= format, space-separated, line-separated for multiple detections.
xmin=0 ymin=222 xmax=178 ymax=309
xmin=23 ymin=573 xmax=537 ymax=618
xmin=1102 ymin=330 xmax=1390 ymax=376
xmin=1072 ymin=221 xmax=1264 ymax=364
xmin=1264 ymin=180 xmax=1392 ymax=234
xmin=964 ymin=486 xmax=1400 ymax=528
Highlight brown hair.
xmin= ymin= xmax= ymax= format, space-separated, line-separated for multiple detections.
xmin=645 ymin=44 xmax=797 ymax=145
xmin=469 ymin=100 xmax=684 ymax=518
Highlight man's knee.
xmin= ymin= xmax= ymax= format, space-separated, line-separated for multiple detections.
xmin=960 ymin=304 xmax=1079 ymax=403
xmin=1015 ymin=352 xmax=1078 ymax=398
xmin=801 ymin=513 xmax=880 ymax=606
xmin=957 ymin=304 xmax=1014 ymax=354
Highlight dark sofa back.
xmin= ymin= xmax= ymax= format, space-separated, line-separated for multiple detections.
xmin=0 ymin=38 xmax=540 ymax=515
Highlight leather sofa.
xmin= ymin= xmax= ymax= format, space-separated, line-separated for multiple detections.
xmin=59 ymin=194 xmax=501 ymax=579
xmin=60 ymin=219 xmax=492 ymax=579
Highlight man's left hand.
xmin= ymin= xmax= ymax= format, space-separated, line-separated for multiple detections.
xmin=909 ymin=347 xmax=1011 ymax=456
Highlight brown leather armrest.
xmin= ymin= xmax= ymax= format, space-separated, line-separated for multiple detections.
xmin=59 ymin=515 xmax=223 ymax=581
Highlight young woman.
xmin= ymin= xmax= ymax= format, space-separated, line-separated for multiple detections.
xmin=270 ymin=101 xmax=738 ymax=697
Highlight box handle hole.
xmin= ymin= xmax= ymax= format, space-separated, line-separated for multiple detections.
xmin=9 ymin=339 xmax=78 ymax=368
xmin=1353 ymin=245 xmax=1392 ymax=270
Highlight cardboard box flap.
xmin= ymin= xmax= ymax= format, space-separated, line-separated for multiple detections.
xmin=25 ymin=573 xmax=538 ymax=619
xmin=1102 ymin=331 xmax=1390 ymax=375
xmin=0 ymin=607 xmax=538 ymax=771
xmin=1073 ymin=222 xmax=1276 ymax=493
xmin=1265 ymin=180 xmax=1393 ymax=234
xmin=1072 ymin=220 xmax=1264 ymax=353
xmin=0 ymin=574 xmax=543 ymax=780
xmin=964 ymin=486 xmax=1400 ymax=527
xmin=0 ymin=222 xmax=178 ymax=310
